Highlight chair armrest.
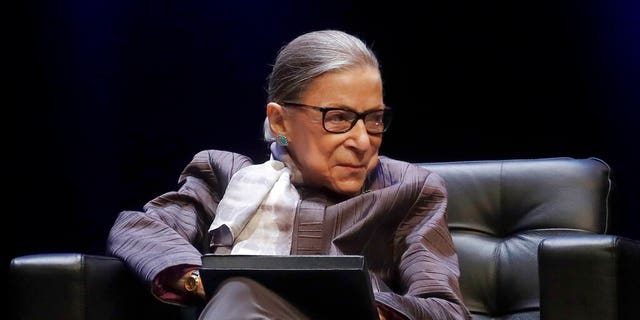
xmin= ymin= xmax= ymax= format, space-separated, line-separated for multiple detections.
xmin=9 ymin=253 xmax=186 ymax=320
xmin=539 ymin=235 xmax=640 ymax=320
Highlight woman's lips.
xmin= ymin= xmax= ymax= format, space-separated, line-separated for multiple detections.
xmin=337 ymin=164 xmax=367 ymax=171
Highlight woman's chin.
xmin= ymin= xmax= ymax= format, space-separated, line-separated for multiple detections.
xmin=330 ymin=180 xmax=366 ymax=196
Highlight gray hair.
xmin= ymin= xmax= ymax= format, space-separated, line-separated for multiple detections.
xmin=263 ymin=30 xmax=380 ymax=141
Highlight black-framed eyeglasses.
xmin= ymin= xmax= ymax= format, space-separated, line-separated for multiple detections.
xmin=282 ymin=101 xmax=392 ymax=134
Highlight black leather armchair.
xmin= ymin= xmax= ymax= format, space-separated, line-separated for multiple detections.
xmin=10 ymin=157 xmax=640 ymax=320
xmin=419 ymin=157 xmax=639 ymax=319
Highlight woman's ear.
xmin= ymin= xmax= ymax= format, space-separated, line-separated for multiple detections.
xmin=266 ymin=102 xmax=288 ymax=136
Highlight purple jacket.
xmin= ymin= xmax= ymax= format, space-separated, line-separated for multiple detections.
xmin=107 ymin=150 xmax=470 ymax=319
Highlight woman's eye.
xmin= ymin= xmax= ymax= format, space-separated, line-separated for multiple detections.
xmin=326 ymin=111 xmax=352 ymax=122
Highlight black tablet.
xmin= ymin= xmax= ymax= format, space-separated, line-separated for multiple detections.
xmin=199 ymin=254 xmax=378 ymax=320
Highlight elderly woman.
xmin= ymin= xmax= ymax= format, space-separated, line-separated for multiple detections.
xmin=107 ymin=30 xmax=471 ymax=320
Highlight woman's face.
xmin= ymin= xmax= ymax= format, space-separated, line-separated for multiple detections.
xmin=279 ymin=66 xmax=384 ymax=195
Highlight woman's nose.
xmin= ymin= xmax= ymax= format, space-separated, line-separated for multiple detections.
xmin=345 ymin=119 xmax=371 ymax=150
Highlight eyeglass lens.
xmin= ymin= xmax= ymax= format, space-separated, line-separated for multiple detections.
xmin=323 ymin=109 xmax=389 ymax=134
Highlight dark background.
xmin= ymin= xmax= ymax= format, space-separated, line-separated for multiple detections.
xmin=6 ymin=0 xmax=639 ymax=282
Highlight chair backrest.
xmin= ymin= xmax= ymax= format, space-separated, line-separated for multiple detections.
xmin=419 ymin=157 xmax=611 ymax=319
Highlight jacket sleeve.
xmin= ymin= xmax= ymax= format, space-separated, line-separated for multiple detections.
xmin=106 ymin=150 xmax=252 ymax=285
xmin=374 ymin=167 xmax=471 ymax=320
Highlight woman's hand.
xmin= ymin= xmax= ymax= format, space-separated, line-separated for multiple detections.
xmin=193 ymin=274 xmax=206 ymax=299
xmin=377 ymin=304 xmax=407 ymax=320
xmin=377 ymin=306 xmax=388 ymax=320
